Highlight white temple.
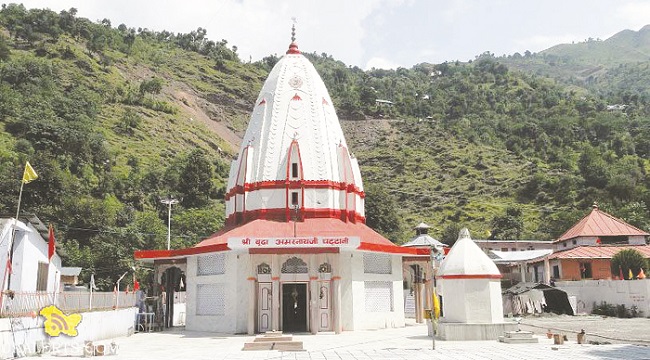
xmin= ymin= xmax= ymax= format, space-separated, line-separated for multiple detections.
xmin=437 ymin=228 xmax=516 ymax=340
xmin=135 ymin=29 xmax=427 ymax=334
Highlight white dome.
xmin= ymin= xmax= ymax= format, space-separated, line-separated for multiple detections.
xmin=224 ymin=42 xmax=364 ymax=226
xmin=438 ymin=228 xmax=500 ymax=277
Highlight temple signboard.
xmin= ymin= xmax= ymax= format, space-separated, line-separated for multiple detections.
xmin=228 ymin=236 xmax=360 ymax=249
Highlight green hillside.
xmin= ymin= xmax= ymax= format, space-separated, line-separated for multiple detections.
xmin=1 ymin=4 xmax=650 ymax=287
xmin=500 ymin=25 xmax=650 ymax=104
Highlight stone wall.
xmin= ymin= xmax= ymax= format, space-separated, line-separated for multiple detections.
xmin=557 ymin=279 xmax=650 ymax=315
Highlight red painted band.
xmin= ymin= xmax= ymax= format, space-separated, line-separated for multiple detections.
xmin=225 ymin=208 xmax=366 ymax=226
xmin=225 ymin=180 xmax=364 ymax=200
xmin=135 ymin=243 xmax=230 ymax=259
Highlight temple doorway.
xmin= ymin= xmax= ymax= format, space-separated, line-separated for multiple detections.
xmin=282 ymin=283 xmax=308 ymax=332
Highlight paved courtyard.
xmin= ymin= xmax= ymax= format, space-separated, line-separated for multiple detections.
xmin=39 ymin=319 xmax=649 ymax=360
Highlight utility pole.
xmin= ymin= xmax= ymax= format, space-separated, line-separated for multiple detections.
xmin=160 ymin=197 xmax=179 ymax=250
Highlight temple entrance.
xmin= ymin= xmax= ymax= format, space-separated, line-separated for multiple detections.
xmin=160 ymin=266 xmax=186 ymax=328
xmin=282 ymin=283 xmax=307 ymax=332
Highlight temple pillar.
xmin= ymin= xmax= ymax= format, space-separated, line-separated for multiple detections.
xmin=272 ymin=255 xmax=280 ymax=331
xmin=332 ymin=276 xmax=342 ymax=334
xmin=247 ymin=276 xmax=255 ymax=335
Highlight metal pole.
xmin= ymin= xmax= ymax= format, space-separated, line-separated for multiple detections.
xmin=4 ymin=180 xmax=25 ymax=292
xmin=160 ymin=198 xmax=179 ymax=250
xmin=166 ymin=202 xmax=172 ymax=250
xmin=116 ymin=271 xmax=128 ymax=310
xmin=431 ymin=248 xmax=436 ymax=350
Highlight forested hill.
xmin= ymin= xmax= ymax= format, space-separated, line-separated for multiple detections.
xmin=1 ymin=4 xmax=649 ymax=288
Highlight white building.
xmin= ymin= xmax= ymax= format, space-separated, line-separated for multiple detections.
xmin=0 ymin=217 xmax=61 ymax=293
xmin=437 ymin=228 xmax=516 ymax=340
xmin=136 ymin=35 xmax=427 ymax=334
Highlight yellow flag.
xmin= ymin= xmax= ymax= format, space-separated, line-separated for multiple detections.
xmin=432 ymin=289 xmax=440 ymax=320
xmin=628 ymin=268 xmax=634 ymax=280
xmin=22 ymin=161 xmax=38 ymax=184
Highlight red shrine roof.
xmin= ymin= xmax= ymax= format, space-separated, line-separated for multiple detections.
xmin=554 ymin=206 xmax=649 ymax=243
xmin=548 ymin=245 xmax=650 ymax=260
xmin=135 ymin=218 xmax=428 ymax=260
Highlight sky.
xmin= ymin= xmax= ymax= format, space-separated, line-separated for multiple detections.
xmin=16 ymin=0 xmax=650 ymax=69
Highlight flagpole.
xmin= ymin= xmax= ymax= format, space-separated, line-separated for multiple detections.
xmin=0 ymin=162 xmax=36 ymax=318
xmin=0 ymin=178 xmax=25 ymax=314
xmin=89 ymin=274 xmax=94 ymax=311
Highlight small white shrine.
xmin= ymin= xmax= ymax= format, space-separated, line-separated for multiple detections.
xmin=437 ymin=228 xmax=517 ymax=340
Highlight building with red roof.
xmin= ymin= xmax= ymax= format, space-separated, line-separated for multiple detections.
xmin=135 ymin=29 xmax=429 ymax=335
xmin=530 ymin=204 xmax=650 ymax=282
xmin=553 ymin=204 xmax=648 ymax=251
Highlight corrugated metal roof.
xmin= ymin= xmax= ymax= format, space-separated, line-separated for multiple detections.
xmin=490 ymin=249 xmax=552 ymax=263
xmin=60 ymin=267 xmax=82 ymax=276
xmin=548 ymin=245 xmax=650 ymax=260
xmin=555 ymin=207 xmax=649 ymax=242
xmin=402 ymin=234 xmax=446 ymax=248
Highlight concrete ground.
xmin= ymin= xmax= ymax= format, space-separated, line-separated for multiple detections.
xmin=519 ymin=314 xmax=650 ymax=345
xmin=38 ymin=318 xmax=649 ymax=360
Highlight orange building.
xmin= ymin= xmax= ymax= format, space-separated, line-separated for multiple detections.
xmin=532 ymin=204 xmax=650 ymax=281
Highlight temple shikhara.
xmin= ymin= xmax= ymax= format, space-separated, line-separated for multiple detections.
xmin=135 ymin=29 xmax=427 ymax=334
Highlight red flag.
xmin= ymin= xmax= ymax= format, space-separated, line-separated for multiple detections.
xmin=48 ymin=224 xmax=55 ymax=262
xmin=134 ymin=280 xmax=140 ymax=291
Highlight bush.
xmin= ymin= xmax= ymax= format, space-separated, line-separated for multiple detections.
xmin=592 ymin=301 xmax=644 ymax=318
xmin=611 ymin=248 xmax=648 ymax=280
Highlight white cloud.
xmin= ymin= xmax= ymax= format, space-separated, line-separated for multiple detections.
xmin=18 ymin=0 xmax=384 ymax=66
xmin=364 ymin=57 xmax=402 ymax=70
xmin=441 ymin=0 xmax=471 ymax=23
xmin=616 ymin=2 xmax=650 ymax=31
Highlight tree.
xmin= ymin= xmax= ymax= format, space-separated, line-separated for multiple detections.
xmin=489 ymin=206 xmax=524 ymax=240
xmin=440 ymin=223 xmax=462 ymax=246
xmin=0 ymin=35 xmax=10 ymax=62
xmin=364 ymin=183 xmax=402 ymax=243
xmin=139 ymin=77 xmax=163 ymax=95
xmin=611 ymin=249 xmax=648 ymax=280
xmin=176 ymin=149 xmax=215 ymax=208
xmin=116 ymin=108 xmax=142 ymax=135
xmin=578 ymin=145 xmax=609 ymax=189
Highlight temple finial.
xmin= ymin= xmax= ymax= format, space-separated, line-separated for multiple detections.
xmin=286 ymin=18 xmax=301 ymax=55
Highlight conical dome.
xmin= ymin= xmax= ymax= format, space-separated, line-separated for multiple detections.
xmin=439 ymin=228 xmax=500 ymax=277
xmin=225 ymin=42 xmax=364 ymax=226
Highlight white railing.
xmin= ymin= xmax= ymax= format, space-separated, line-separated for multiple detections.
xmin=1 ymin=291 xmax=138 ymax=317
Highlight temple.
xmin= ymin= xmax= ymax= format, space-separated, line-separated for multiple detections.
xmin=135 ymin=29 xmax=428 ymax=334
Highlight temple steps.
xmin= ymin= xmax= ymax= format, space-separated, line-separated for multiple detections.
xmin=242 ymin=331 xmax=304 ymax=351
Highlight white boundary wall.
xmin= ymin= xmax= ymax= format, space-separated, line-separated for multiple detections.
xmin=0 ymin=307 xmax=137 ymax=359
xmin=556 ymin=279 xmax=650 ymax=315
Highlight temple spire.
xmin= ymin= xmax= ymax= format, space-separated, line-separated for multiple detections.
xmin=287 ymin=18 xmax=300 ymax=54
